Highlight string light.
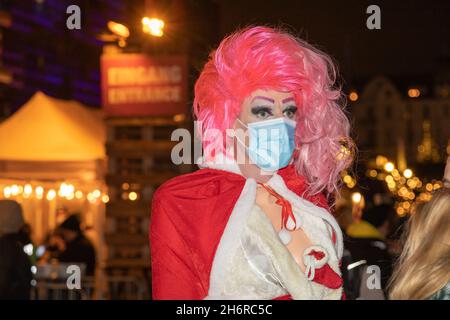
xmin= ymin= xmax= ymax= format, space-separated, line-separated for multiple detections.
xmin=349 ymin=91 xmax=358 ymax=102
xmin=93 ymin=189 xmax=101 ymax=198
xmin=75 ymin=190 xmax=83 ymax=199
xmin=46 ymin=189 xmax=56 ymax=201
xmin=364 ymin=154 xmax=442 ymax=216
xmin=0 ymin=181 xmax=108 ymax=205
xmin=3 ymin=186 xmax=11 ymax=198
xmin=35 ymin=186 xmax=44 ymax=199
xmin=403 ymin=169 xmax=413 ymax=178
xmin=11 ymin=184 xmax=20 ymax=196
xmin=384 ymin=162 xmax=394 ymax=172
xmin=102 ymin=195 xmax=110 ymax=204
xmin=351 ymin=192 xmax=362 ymax=204
xmin=24 ymin=184 xmax=33 ymax=197
xmin=128 ymin=192 xmax=138 ymax=201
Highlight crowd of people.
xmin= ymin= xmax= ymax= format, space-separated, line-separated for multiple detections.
xmin=337 ymin=157 xmax=450 ymax=299
xmin=0 ymin=205 xmax=96 ymax=299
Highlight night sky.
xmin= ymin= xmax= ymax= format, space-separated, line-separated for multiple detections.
xmin=216 ymin=0 xmax=450 ymax=81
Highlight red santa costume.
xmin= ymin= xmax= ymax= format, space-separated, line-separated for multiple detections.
xmin=151 ymin=156 xmax=344 ymax=299
xmin=150 ymin=26 xmax=353 ymax=300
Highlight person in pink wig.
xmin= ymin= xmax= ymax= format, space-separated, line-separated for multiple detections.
xmin=150 ymin=26 xmax=354 ymax=300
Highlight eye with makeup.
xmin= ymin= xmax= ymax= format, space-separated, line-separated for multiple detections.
xmin=251 ymin=106 xmax=274 ymax=119
xmin=283 ymin=105 xmax=297 ymax=119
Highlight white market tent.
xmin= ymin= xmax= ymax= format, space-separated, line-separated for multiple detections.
xmin=0 ymin=90 xmax=105 ymax=162
xmin=0 ymin=91 xmax=107 ymax=248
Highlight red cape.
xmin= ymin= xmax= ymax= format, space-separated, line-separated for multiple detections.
xmin=150 ymin=165 xmax=331 ymax=300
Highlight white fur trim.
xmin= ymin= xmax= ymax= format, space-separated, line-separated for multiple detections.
xmin=197 ymin=154 xmax=241 ymax=174
xmin=206 ymin=178 xmax=257 ymax=298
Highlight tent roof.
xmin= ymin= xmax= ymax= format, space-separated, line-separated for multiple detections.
xmin=0 ymin=91 xmax=105 ymax=161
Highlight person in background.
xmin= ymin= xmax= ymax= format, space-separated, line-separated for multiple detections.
xmin=334 ymin=201 xmax=362 ymax=299
xmin=344 ymin=179 xmax=395 ymax=299
xmin=0 ymin=200 xmax=32 ymax=299
xmin=50 ymin=214 xmax=96 ymax=276
xmin=389 ymin=156 xmax=450 ymax=300
xmin=55 ymin=206 xmax=70 ymax=225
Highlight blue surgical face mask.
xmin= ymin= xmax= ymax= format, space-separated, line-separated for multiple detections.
xmin=236 ymin=117 xmax=296 ymax=172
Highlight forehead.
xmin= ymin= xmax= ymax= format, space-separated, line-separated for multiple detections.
xmin=247 ymin=89 xmax=294 ymax=103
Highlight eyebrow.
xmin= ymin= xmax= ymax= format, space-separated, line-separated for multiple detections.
xmin=282 ymin=97 xmax=295 ymax=104
xmin=251 ymin=96 xmax=275 ymax=104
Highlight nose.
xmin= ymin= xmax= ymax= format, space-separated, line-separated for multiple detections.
xmin=273 ymin=101 xmax=284 ymax=118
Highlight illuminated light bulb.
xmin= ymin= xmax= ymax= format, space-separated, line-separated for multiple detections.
xmin=59 ymin=183 xmax=75 ymax=198
xmin=142 ymin=17 xmax=164 ymax=37
xmin=122 ymin=183 xmax=130 ymax=190
xmin=87 ymin=193 xmax=96 ymax=203
xmin=408 ymin=88 xmax=420 ymax=98
xmin=349 ymin=91 xmax=358 ymax=102
xmin=384 ymin=162 xmax=394 ymax=172
xmin=11 ymin=184 xmax=20 ymax=196
xmin=128 ymin=191 xmax=138 ymax=201
xmin=24 ymin=184 xmax=33 ymax=195
xmin=3 ymin=186 xmax=12 ymax=198
xmin=31 ymin=266 xmax=37 ymax=274
xmin=118 ymin=38 xmax=126 ymax=48
xmin=102 ymin=195 xmax=110 ymax=204
xmin=93 ymin=190 xmax=101 ymax=198
xmin=59 ymin=183 xmax=67 ymax=197
xmin=385 ymin=175 xmax=394 ymax=183
xmin=407 ymin=179 xmax=416 ymax=188
xmin=173 ymin=114 xmax=186 ymax=122
xmin=107 ymin=21 xmax=130 ymax=38
xmin=67 ymin=184 xmax=75 ymax=194
xmin=46 ymin=189 xmax=56 ymax=201
xmin=351 ymin=192 xmax=362 ymax=204
xmin=398 ymin=187 xmax=408 ymax=197
xmin=75 ymin=191 xmax=83 ymax=199
xmin=23 ymin=244 xmax=33 ymax=256
xmin=369 ymin=170 xmax=377 ymax=178
xmin=35 ymin=186 xmax=44 ymax=199
xmin=403 ymin=169 xmax=413 ymax=179
xmin=425 ymin=183 xmax=433 ymax=192
xmin=387 ymin=181 xmax=396 ymax=189
xmin=343 ymin=175 xmax=352 ymax=184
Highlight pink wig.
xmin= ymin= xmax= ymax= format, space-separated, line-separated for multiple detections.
xmin=193 ymin=26 xmax=354 ymax=197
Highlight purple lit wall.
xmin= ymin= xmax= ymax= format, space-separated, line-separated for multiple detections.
xmin=0 ymin=0 xmax=129 ymax=111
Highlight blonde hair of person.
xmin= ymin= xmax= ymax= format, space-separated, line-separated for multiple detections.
xmin=389 ymin=188 xmax=450 ymax=299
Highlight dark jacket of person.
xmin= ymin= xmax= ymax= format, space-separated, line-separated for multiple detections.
xmin=56 ymin=234 xmax=96 ymax=275
xmin=345 ymin=220 xmax=393 ymax=296
xmin=0 ymin=233 xmax=32 ymax=299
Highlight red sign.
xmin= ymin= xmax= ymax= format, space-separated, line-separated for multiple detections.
xmin=101 ymin=54 xmax=188 ymax=116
